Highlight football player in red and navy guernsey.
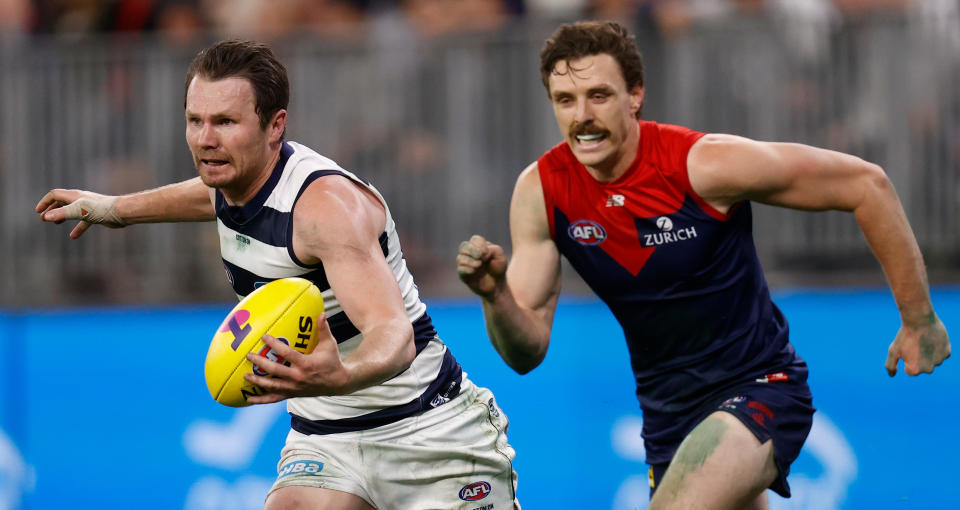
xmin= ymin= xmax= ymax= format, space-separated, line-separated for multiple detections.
xmin=457 ymin=20 xmax=950 ymax=510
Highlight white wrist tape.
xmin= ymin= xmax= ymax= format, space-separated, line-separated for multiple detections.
xmin=61 ymin=196 xmax=126 ymax=227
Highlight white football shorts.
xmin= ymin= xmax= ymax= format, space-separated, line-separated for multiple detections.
xmin=269 ymin=378 xmax=519 ymax=509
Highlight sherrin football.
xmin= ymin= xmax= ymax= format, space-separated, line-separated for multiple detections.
xmin=205 ymin=277 xmax=324 ymax=407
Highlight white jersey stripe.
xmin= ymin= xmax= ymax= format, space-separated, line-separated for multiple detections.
xmin=217 ymin=141 xmax=462 ymax=427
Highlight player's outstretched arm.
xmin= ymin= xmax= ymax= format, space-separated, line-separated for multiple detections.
xmin=458 ymin=162 xmax=561 ymax=374
xmin=36 ymin=176 xmax=215 ymax=238
xmin=688 ymin=134 xmax=950 ymax=377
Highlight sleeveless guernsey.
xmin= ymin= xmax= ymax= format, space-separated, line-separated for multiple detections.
xmin=537 ymin=121 xmax=806 ymax=433
xmin=216 ymin=141 xmax=462 ymax=434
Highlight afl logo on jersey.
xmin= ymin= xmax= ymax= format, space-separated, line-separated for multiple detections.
xmin=568 ymin=220 xmax=607 ymax=246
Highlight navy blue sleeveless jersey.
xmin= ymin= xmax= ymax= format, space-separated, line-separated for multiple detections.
xmin=538 ymin=120 xmax=806 ymax=431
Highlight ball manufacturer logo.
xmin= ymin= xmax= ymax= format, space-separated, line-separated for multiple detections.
xmin=656 ymin=216 xmax=673 ymax=231
xmin=253 ymin=337 xmax=291 ymax=376
xmin=459 ymin=481 xmax=491 ymax=501
xmin=567 ymin=220 xmax=607 ymax=246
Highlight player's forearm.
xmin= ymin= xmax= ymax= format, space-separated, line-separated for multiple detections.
xmin=115 ymin=177 xmax=215 ymax=224
xmin=853 ymin=166 xmax=935 ymax=325
xmin=339 ymin=320 xmax=417 ymax=394
xmin=481 ymin=286 xmax=551 ymax=374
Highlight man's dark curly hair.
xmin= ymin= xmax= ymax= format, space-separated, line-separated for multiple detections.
xmin=540 ymin=21 xmax=645 ymax=119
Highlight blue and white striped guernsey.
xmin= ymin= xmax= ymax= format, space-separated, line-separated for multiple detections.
xmin=216 ymin=141 xmax=463 ymax=434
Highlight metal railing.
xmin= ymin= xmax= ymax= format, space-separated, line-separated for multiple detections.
xmin=2 ymin=16 xmax=958 ymax=306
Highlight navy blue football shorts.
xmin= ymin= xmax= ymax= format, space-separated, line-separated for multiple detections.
xmin=647 ymin=365 xmax=815 ymax=499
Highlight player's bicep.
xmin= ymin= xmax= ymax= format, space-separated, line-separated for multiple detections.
xmin=689 ymin=134 xmax=881 ymax=213
xmin=507 ymin=163 xmax=561 ymax=318
xmin=293 ymin=179 xmax=409 ymax=334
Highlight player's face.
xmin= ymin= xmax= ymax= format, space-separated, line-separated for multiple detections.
xmin=185 ymin=76 xmax=284 ymax=201
xmin=548 ymin=53 xmax=643 ymax=178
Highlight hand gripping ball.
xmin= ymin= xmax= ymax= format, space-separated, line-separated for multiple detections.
xmin=205 ymin=277 xmax=324 ymax=407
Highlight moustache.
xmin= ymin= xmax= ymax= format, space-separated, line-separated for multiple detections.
xmin=571 ymin=122 xmax=607 ymax=138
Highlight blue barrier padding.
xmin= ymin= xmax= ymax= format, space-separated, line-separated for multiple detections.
xmin=1 ymin=289 xmax=957 ymax=510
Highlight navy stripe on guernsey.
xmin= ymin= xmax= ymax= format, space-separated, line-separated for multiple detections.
xmin=216 ymin=142 xmax=294 ymax=228
xmin=285 ymin=169 xmax=381 ymax=269
xmin=219 ymin=206 xmax=288 ymax=247
xmin=222 ymin=259 xmax=437 ymax=350
xmin=290 ymin=348 xmax=463 ymax=435
xmin=217 ymin=175 xmax=388 ymax=258
xmin=221 ymin=232 xmax=389 ymax=299
xmin=223 ymin=259 xmax=330 ymax=301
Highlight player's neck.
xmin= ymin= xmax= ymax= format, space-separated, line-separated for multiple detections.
xmin=220 ymin=147 xmax=282 ymax=206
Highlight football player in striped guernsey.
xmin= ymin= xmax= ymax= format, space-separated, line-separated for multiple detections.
xmin=457 ymin=20 xmax=950 ymax=510
xmin=37 ymin=40 xmax=519 ymax=510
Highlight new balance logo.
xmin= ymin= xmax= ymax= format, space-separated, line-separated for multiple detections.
xmin=606 ymin=194 xmax=625 ymax=207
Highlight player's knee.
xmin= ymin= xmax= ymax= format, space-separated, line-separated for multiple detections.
xmin=265 ymin=486 xmax=375 ymax=510
xmin=649 ymin=413 xmax=777 ymax=509
xmin=263 ymin=487 xmax=317 ymax=510
xmin=264 ymin=487 xmax=298 ymax=510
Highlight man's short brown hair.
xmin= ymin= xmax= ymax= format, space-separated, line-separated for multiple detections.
xmin=184 ymin=40 xmax=289 ymax=132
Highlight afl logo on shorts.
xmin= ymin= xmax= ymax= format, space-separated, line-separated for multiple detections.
xmin=568 ymin=220 xmax=607 ymax=246
xmin=459 ymin=481 xmax=491 ymax=501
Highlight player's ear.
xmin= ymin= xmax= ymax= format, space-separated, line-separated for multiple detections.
xmin=269 ymin=109 xmax=287 ymax=142
xmin=629 ymin=86 xmax=644 ymax=117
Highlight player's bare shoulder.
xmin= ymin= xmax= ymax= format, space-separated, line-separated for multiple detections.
xmin=292 ymin=174 xmax=386 ymax=262
xmin=509 ymin=161 xmax=551 ymax=241
xmin=515 ymin=161 xmax=542 ymax=190
xmin=687 ymin=133 xmax=760 ymax=214
xmin=687 ymin=133 xmax=746 ymax=175
xmin=512 ymin=161 xmax=546 ymax=207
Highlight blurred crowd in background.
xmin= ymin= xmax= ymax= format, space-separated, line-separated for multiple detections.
xmin=0 ymin=0 xmax=957 ymax=46
xmin=1 ymin=0 xmax=958 ymax=306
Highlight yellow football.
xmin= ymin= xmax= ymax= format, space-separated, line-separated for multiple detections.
xmin=205 ymin=277 xmax=324 ymax=407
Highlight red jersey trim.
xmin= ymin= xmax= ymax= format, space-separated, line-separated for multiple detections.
xmin=641 ymin=121 xmax=731 ymax=222
xmin=537 ymin=120 xmax=734 ymax=242
xmin=537 ymin=150 xmax=562 ymax=239
xmin=675 ymin=134 xmax=735 ymax=222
